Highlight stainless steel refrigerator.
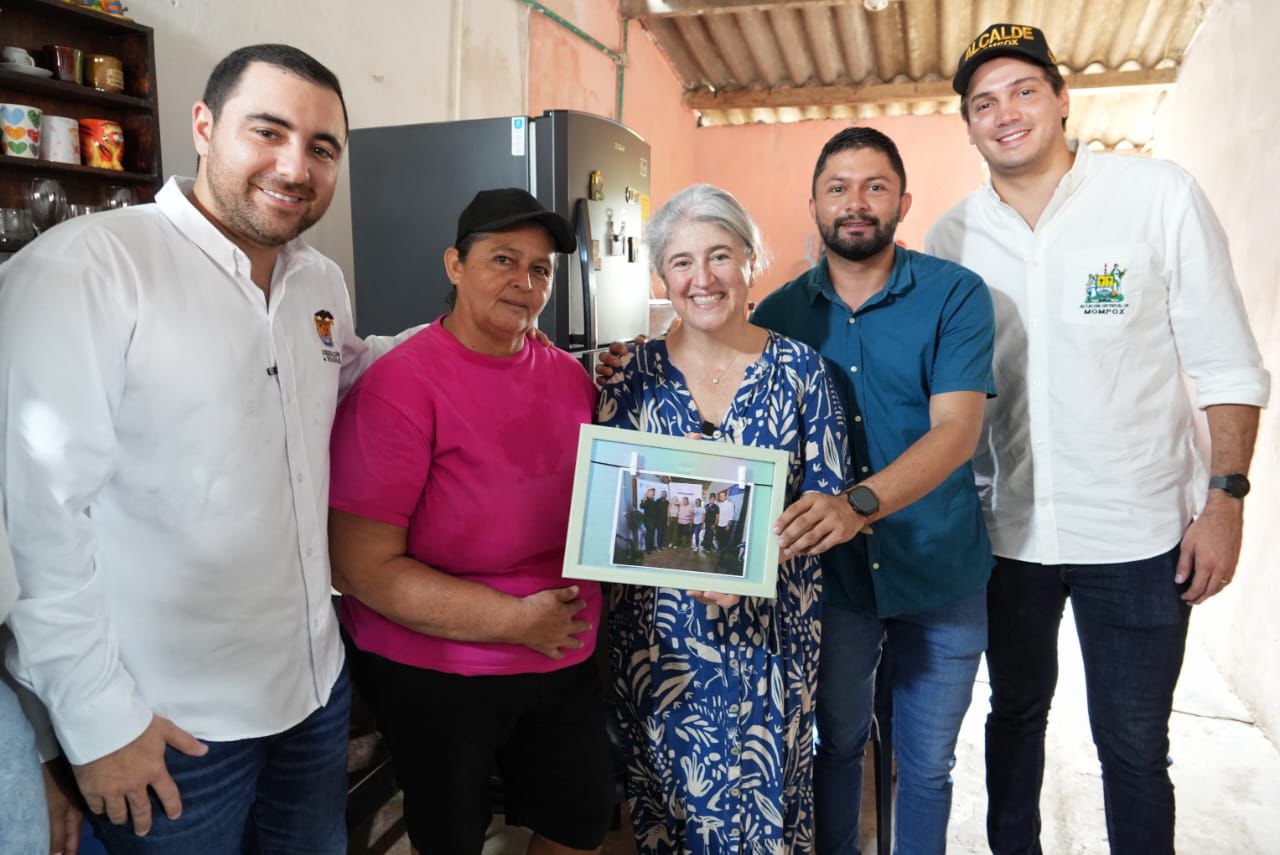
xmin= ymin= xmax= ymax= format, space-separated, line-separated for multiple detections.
xmin=348 ymin=110 xmax=652 ymax=352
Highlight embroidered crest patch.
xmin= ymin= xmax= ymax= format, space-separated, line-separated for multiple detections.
xmin=314 ymin=309 xmax=341 ymax=364
xmin=1080 ymin=264 xmax=1128 ymax=316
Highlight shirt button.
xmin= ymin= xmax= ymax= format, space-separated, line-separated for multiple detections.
xmin=296 ymin=473 xmax=305 ymax=483
xmin=854 ymin=415 xmax=862 ymax=423
xmin=849 ymin=365 xmax=858 ymax=373
xmin=305 ymin=547 xmax=314 ymax=557
xmin=847 ymin=317 xmax=856 ymax=325
xmin=730 ymin=787 xmax=740 ymax=797
xmin=872 ymin=562 xmax=881 ymax=570
xmin=728 ymin=704 xmax=739 ymax=715
xmin=860 ymin=465 xmax=869 ymax=473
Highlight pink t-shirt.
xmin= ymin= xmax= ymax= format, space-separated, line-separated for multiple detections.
xmin=329 ymin=319 xmax=601 ymax=676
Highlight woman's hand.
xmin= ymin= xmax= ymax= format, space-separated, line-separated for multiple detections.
xmin=775 ymin=492 xmax=870 ymax=559
xmin=515 ymin=585 xmax=592 ymax=660
xmin=687 ymin=590 xmax=741 ymax=609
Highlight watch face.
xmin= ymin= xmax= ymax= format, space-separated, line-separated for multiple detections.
xmin=1211 ymin=474 xmax=1251 ymax=498
xmin=847 ymin=485 xmax=879 ymax=516
xmin=1226 ymin=475 xmax=1251 ymax=498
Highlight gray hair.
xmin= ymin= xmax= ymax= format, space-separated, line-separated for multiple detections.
xmin=646 ymin=184 xmax=769 ymax=278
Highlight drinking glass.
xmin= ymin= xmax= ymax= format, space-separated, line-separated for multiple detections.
xmin=28 ymin=178 xmax=67 ymax=233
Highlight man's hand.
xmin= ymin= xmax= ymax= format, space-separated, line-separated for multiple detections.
xmin=72 ymin=716 xmax=207 ymax=836
xmin=593 ymin=337 xmax=643 ymax=386
xmin=42 ymin=761 xmax=83 ymax=855
xmin=516 ymin=585 xmax=591 ymax=659
xmin=527 ymin=328 xmax=553 ymax=348
xmin=688 ymin=590 xmax=741 ymax=609
xmin=775 ymin=492 xmax=869 ymax=559
xmin=1176 ymin=494 xmax=1244 ymax=604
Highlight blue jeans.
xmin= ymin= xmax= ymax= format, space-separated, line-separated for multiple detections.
xmin=0 ymin=678 xmax=49 ymax=855
xmin=89 ymin=666 xmax=350 ymax=855
xmin=815 ymin=591 xmax=987 ymax=854
xmin=985 ymin=546 xmax=1190 ymax=855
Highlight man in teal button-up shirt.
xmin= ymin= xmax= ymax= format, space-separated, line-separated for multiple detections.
xmin=755 ymin=127 xmax=996 ymax=854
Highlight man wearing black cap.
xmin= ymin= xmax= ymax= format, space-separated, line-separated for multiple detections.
xmin=929 ymin=22 xmax=1270 ymax=855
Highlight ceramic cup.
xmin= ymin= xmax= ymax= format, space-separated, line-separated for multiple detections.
xmin=1 ymin=104 xmax=42 ymax=159
xmin=1 ymin=47 xmax=35 ymax=67
xmin=79 ymin=118 xmax=123 ymax=170
xmin=40 ymin=115 xmax=80 ymax=164
xmin=42 ymin=44 xmax=83 ymax=83
xmin=86 ymin=53 xmax=124 ymax=93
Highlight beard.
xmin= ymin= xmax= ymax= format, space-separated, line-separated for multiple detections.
xmin=203 ymin=156 xmax=326 ymax=249
xmin=818 ymin=207 xmax=900 ymax=262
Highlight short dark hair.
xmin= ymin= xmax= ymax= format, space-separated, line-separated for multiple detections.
xmin=444 ymin=230 xmax=494 ymax=308
xmin=202 ymin=44 xmax=348 ymax=129
xmin=960 ymin=62 xmax=1066 ymax=130
xmin=811 ymin=126 xmax=907 ymax=197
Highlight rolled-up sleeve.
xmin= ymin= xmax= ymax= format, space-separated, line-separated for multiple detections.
xmin=0 ymin=248 xmax=153 ymax=764
xmin=1166 ymin=177 xmax=1270 ymax=410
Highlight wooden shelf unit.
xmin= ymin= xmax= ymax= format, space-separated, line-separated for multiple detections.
xmin=0 ymin=0 xmax=162 ymax=208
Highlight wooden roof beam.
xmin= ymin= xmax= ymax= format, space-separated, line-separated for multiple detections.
xmin=682 ymin=67 xmax=1178 ymax=110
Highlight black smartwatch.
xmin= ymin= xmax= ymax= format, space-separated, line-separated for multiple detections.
xmin=1208 ymin=473 xmax=1251 ymax=499
xmin=846 ymin=484 xmax=880 ymax=518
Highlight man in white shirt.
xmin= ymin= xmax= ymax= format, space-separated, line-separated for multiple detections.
xmin=0 ymin=44 xmax=401 ymax=853
xmin=928 ymin=23 xmax=1270 ymax=855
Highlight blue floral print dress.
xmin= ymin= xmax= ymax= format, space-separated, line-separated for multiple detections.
xmin=597 ymin=332 xmax=849 ymax=854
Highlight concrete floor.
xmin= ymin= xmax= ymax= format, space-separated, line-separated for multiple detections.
xmin=350 ymin=606 xmax=1280 ymax=854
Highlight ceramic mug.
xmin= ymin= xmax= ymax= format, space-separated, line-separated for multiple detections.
xmin=40 ymin=115 xmax=80 ymax=164
xmin=1 ymin=46 xmax=35 ymax=67
xmin=1 ymin=104 xmax=42 ymax=159
xmin=79 ymin=118 xmax=123 ymax=170
xmin=86 ymin=53 xmax=124 ymax=93
xmin=42 ymin=45 xmax=83 ymax=83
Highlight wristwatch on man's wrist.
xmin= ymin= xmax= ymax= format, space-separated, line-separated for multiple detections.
xmin=1208 ymin=473 xmax=1251 ymax=499
xmin=846 ymin=484 xmax=880 ymax=518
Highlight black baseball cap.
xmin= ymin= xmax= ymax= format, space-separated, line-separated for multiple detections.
xmin=454 ymin=188 xmax=576 ymax=254
xmin=952 ymin=23 xmax=1058 ymax=96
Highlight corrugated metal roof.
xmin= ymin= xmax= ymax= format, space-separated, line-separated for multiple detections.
xmin=622 ymin=0 xmax=1215 ymax=151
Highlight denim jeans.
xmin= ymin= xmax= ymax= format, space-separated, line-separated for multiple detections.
xmin=814 ymin=590 xmax=987 ymax=854
xmin=89 ymin=665 xmax=351 ymax=855
xmin=985 ymin=545 xmax=1190 ymax=855
xmin=0 ymin=678 xmax=49 ymax=855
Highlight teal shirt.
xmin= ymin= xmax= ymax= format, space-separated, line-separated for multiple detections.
xmin=751 ymin=248 xmax=996 ymax=617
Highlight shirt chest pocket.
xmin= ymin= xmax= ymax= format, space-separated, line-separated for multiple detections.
xmin=1059 ymin=243 xmax=1162 ymax=330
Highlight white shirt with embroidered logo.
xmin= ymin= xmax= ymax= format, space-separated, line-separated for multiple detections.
xmin=0 ymin=176 xmax=408 ymax=764
xmin=926 ymin=143 xmax=1270 ymax=566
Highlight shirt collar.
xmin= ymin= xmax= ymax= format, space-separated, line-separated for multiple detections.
xmin=981 ymin=138 xmax=1093 ymax=212
xmin=155 ymin=176 xmax=316 ymax=280
xmin=804 ymin=245 xmax=914 ymax=310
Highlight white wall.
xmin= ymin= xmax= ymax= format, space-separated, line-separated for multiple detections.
xmin=131 ymin=0 xmax=531 ymax=287
xmin=1154 ymin=0 xmax=1280 ymax=742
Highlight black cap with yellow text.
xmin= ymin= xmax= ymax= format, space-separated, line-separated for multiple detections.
xmin=952 ymin=23 xmax=1057 ymax=96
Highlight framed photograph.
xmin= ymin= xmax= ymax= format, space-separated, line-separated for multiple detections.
xmin=563 ymin=424 xmax=790 ymax=598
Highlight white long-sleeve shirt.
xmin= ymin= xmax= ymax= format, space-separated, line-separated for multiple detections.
xmin=927 ymin=143 xmax=1270 ymax=565
xmin=2 ymin=490 xmax=57 ymax=762
xmin=0 ymin=177 xmax=405 ymax=764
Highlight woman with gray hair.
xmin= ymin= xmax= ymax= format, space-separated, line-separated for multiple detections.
xmin=598 ymin=184 xmax=860 ymax=853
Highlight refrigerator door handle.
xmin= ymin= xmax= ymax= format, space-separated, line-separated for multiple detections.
xmin=573 ymin=197 xmax=597 ymax=350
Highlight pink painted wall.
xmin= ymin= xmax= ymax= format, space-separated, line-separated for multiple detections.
xmin=694 ymin=116 xmax=986 ymax=297
xmin=525 ymin=9 xmax=982 ymax=300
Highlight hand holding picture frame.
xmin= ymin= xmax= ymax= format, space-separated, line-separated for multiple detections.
xmin=563 ymin=425 xmax=790 ymax=598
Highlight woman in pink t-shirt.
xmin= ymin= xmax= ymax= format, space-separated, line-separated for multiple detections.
xmin=328 ymin=189 xmax=613 ymax=855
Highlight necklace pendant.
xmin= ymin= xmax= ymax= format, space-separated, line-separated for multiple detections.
xmin=711 ymin=377 xmax=719 ymax=384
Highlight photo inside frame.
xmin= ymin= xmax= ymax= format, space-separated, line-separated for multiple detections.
xmin=610 ymin=469 xmax=753 ymax=578
xmin=564 ymin=426 xmax=787 ymax=598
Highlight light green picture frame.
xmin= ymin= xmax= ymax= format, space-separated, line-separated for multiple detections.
xmin=563 ymin=424 xmax=790 ymax=598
